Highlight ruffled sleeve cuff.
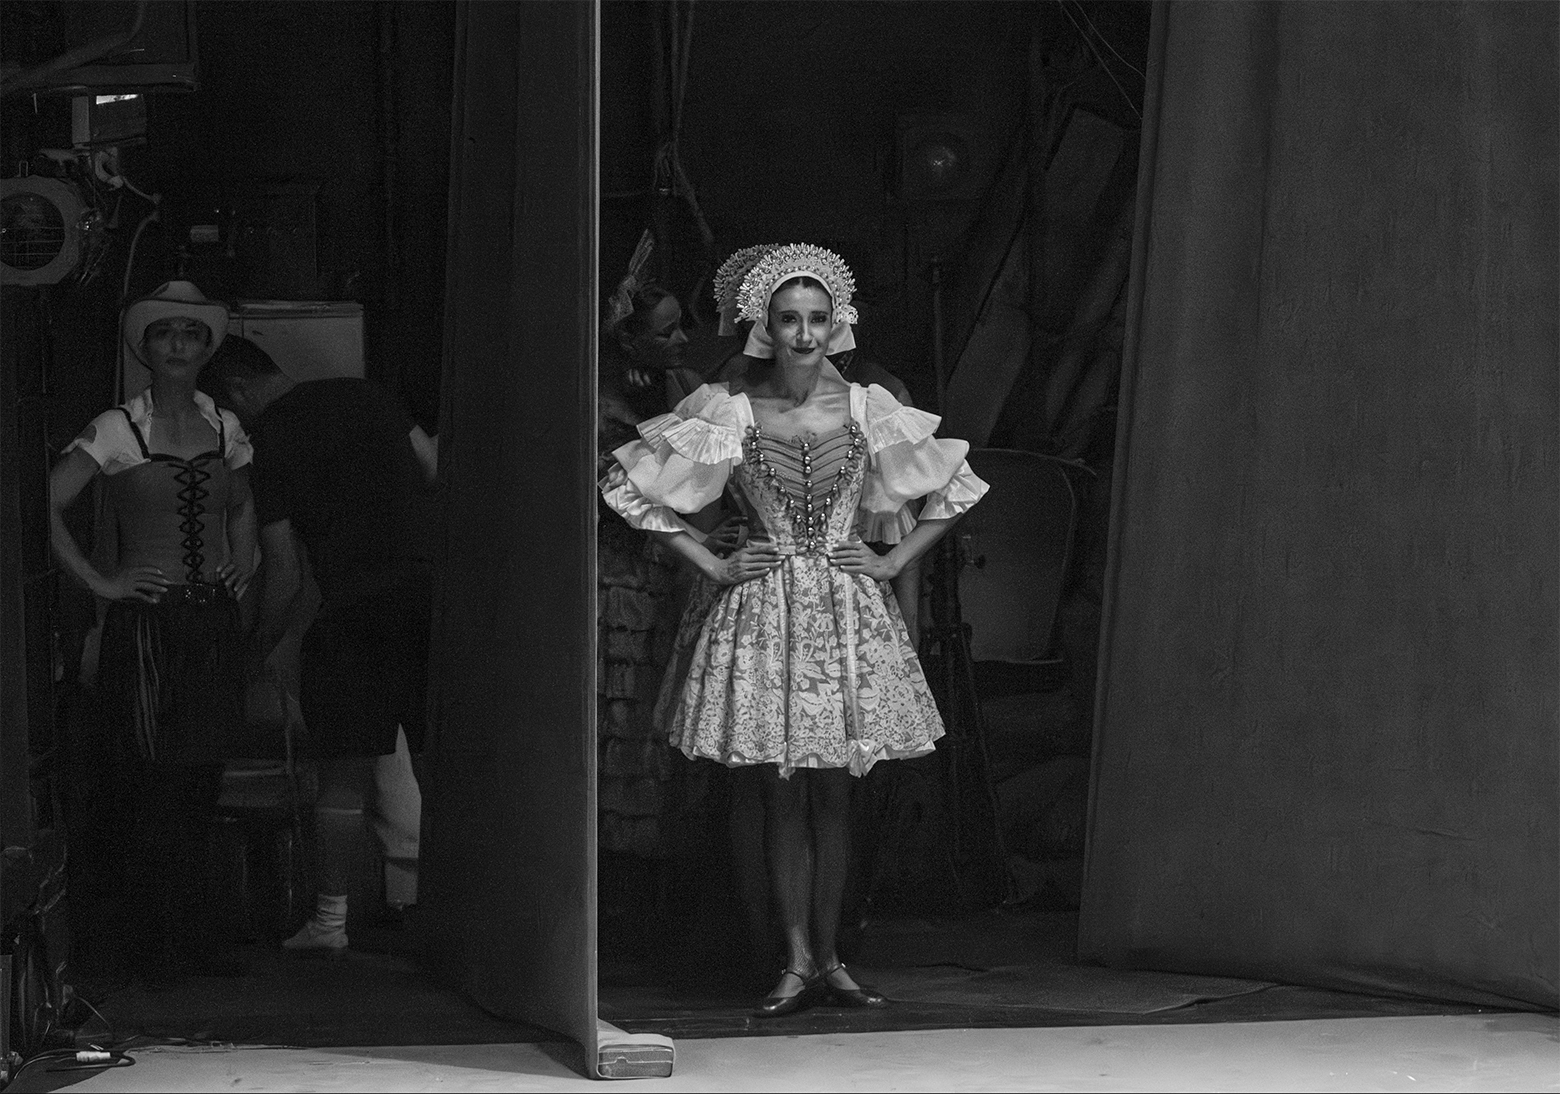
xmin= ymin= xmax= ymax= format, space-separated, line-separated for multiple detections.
xmin=920 ymin=461 xmax=989 ymax=520
xmin=857 ymin=504 xmax=919 ymax=545
xmin=600 ymin=473 xmax=698 ymax=534
xmin=601 ymin=384 xmax=749 ymax=522
xmin=861 ymin=383 xmax=941 ymax=450
xmin=633 ymin=411 xmax=682 ymax=450
xmin=853 ymin=382 xmax=989 ymax=539
xmin=652 ymin=414 xmax=743 ymax=465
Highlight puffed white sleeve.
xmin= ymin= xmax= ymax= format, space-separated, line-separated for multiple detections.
xmin=856 ymin=384 xmax=989 ymax=543
xmin=600 ymin=384 xmax=748 ymax=534
xmin=60 ymin=409 xmax=141 ymax=474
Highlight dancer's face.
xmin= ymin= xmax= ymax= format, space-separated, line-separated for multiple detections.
xmin=142 ymin=317 xmax=215 ymax=380
xmin=768 ymin=283 xmax=833 ymax=367
xmin=622 ymin=295 xmax=688 ymax=371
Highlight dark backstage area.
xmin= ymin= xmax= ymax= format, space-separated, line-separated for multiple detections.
xmin=0 ymin=0 xmax=1555 ymax=1090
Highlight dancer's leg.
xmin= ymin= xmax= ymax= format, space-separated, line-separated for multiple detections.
xmin=728 ymin=765 xmax=773 ymax=961
xmin=312 ymin=754 xmax=372 ymax=894
xmin=762 ymin=767 xmax=816 ymax=998
xmin=285 ymin=753 xmax=370 ymax=952
xmin=806 ymin=767 xmax=861 ymax=987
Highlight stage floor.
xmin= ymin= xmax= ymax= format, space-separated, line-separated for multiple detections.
xmin=57 ymin=907 xmax=1525 ymax=1049
xmin=9 ymin=1013 xmax=1557 ymax=1091
xmin=20 ymin=907 xmax=1555 ymax=1090
xmin=598 ymin=908 xmax=1499 ymax=1040
xmin=64 ymin=908 xmax=1501 ymax=1049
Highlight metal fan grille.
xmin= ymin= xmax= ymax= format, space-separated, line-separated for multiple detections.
xmin=1 ymin=193 xmax=66 ymax=271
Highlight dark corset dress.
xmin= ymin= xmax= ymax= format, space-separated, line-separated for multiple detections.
xmin=97 ymin=410 xmax=243 ymax=765
xmin=597 ymin=383 xmax=698 ymax=861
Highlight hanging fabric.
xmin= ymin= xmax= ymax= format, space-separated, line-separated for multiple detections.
xmin=1080 ymin=0 xmax=1558 ymax=1010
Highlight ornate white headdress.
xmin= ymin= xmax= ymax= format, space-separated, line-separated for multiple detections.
xmin=604 ymin=229 xmax=655 ymax=334
xmin=736 ymin=243 xmax=858 ymax=326
xmin=736 ymin=242 xmax=858 ymax=358
xmin=712 ymin=243 xmax=780 ymax=336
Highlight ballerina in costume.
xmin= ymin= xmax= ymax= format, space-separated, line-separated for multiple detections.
xmin=602 ymin=243 xmax=988 ymax=1016
xmin=596 ymin=230 xmax=743 ymax=902
xmin=650 ymin=243 xmax=782 ymax=741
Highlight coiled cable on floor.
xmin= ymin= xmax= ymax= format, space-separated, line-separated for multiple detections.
xmin=1 ymin=1046 xmax=136 ymax=1087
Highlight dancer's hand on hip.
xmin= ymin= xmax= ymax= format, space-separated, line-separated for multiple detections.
xmin=96 ymin=565 xmax=171 ymax=603
xmin=707 ymin=541 xmax=782 ymax=585
xmin=829 ymin=541 xmax=900 ymax=581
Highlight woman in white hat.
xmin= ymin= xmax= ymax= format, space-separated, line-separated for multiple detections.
xmin=49 ymin=280 xmax=255 ymax=982
xmin=603 ymin=244 xmax=989 ymax=1017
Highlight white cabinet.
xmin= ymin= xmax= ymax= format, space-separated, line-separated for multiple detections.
xmin=120 ymin=300 xmax=364 ymax=399
xmin=228 ymin=301 xmax=365 ymax=381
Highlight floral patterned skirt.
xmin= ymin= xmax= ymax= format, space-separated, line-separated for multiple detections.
xmin=667 ymin=554 xmax=944 ymax=777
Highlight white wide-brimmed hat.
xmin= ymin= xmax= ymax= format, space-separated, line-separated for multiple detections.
xmin=122 ymin=280 xmax=230 ymax=362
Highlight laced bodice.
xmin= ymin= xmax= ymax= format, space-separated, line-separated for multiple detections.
xmin=106 ymin=410 xmax=232 ymax=585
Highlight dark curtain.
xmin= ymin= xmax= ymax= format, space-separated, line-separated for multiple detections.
xmin=1079 ymin=1 xmax=1557 ymax=1009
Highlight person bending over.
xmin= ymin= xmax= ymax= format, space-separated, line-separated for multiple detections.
xmin=212 ymin=342 xmax=435 ymax=956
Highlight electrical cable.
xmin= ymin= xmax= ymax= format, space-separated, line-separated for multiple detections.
xmin=46 ymin=1054 xmax=136 ymax=1074
xmin=1058 ymin=1 xmax=1142 ymax=122
xmin=2 ymin=1024 xmax=265 ymax=1085
xmin=1059 ymin=1 xmax=1141 ymax=121
xmin=122 ymin=203 xmax=160 ymax=303
xmin=64 ymin=990 xmax=119 ymax=1046
xmin=92 ymin=150 xmax=160 ymax=205
xmin=3 ymin=1047 xmax=136 ymax=1084
xmin=116 ymin=173 xmax=158 ymax=205
xmin=1066 ymin=0 xmax=1148 ymax=81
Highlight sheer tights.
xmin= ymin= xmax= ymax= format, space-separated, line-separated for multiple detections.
xmin=741 ymin=765 xmax=864 ymax=998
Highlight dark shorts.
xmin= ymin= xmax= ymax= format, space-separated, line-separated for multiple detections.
xmin=300 ymin=582 xmax=431 ymax=758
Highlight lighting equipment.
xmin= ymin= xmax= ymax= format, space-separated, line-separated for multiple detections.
xmin=0 ymin=178 xmax=89 ymax=286
xmin=896 ymin=114 xmax=997 ymax=204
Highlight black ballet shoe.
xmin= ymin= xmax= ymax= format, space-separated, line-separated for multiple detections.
xmin=821 ymin=961 xmax=888 ymax=1008
xmin=755 ymin=967 xmax=822 ymax=1018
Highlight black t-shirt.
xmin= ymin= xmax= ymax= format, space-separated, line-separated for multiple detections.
xmin=250 ymin=378 xmax=431 ymax=605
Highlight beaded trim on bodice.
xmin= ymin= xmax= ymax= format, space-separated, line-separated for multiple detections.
xmin=741 ymin=421 xmax=865 ymax=554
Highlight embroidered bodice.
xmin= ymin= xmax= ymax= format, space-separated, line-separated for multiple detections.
xmin=738 ymin=422 xmax=866 ymax=554
xmin=601 ymin=381 xmax=989 ymax=547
